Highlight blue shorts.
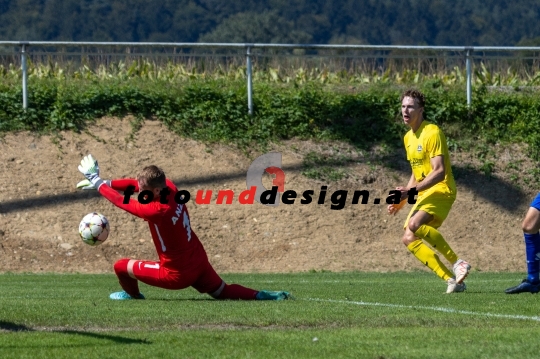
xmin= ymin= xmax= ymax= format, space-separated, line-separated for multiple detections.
xmin=531 ymin=193 xmax=540 ymax=211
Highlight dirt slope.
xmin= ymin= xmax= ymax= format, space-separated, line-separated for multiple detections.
xmin=0 ymin=117 xmax=534 ymax=274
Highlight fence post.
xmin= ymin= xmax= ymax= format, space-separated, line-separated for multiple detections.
xmin=246 ymin=45 xmax=253 ymax=116
xmin=21 ymin=43 xmax=28 ymax=110
xmin=466 ymin=47 xmax=473 ymax=107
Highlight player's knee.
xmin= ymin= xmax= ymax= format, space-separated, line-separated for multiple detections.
xmin=521 ymin=207 xmax=540 ymax=233
xmin=522 ymin=221 xmax=540 ymax=234
xmin=407 ymin=220 xmax=421 ymax=234
xmin=402 ymin=230 xmax=416 ymax=246
xmin=209 ymin=281 xmax=227 ymax=299
xmin=113 ymin=258 xmax=130 ymax=275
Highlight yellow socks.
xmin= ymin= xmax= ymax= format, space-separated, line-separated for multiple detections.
xmin=414 ymin=225 xmax=458 ymax=264
xmin=407 ymin=239 xmax=453 ymax=281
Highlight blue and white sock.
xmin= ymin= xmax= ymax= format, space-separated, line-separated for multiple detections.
xmin=524 ymin=232 xmax=540 ymax=284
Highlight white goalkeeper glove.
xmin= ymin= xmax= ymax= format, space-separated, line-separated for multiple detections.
xmin=76 ymin=179 xmax=111 ymax=190
xmin=78 ymin=154 xmax=105 ymax=190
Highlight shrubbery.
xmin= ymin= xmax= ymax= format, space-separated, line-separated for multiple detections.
xmin=0 ymin=79 xmax=539 ymax=159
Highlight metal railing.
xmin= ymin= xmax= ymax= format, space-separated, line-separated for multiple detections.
xmin=2 ymin=41 xmax=540 ymax=113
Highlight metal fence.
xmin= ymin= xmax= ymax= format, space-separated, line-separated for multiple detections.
xmin=2 ymin=41 xmax=540 ymax=114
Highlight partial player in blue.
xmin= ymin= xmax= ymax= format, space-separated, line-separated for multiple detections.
xmin=505 ymin=193 xmax=540 ymax=294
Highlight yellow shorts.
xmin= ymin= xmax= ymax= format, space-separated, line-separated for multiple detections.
xmin=403 ymin=187 xmax=456 ymax=229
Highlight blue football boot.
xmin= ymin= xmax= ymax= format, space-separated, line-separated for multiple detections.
xmin=109 ymin=291 xmax=146 ymax=300
xmin=505 ymin=279 xmax=540 ymax=294
xmin=255 ymin=290 xmax=292 ymax=300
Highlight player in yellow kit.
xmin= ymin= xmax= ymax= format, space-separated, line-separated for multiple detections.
xmin=388 ymin=89 xmax=471 ymax=293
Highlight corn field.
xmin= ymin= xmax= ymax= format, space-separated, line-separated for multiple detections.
xmin=1 ymin=47 xmax=540 ymax=86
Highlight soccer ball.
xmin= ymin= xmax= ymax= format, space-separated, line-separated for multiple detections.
xmin=79 ymin=212 xmax=110 ymax=246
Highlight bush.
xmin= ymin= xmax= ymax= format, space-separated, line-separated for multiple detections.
xmin=1 ymin=79 xmax=539 ymax=159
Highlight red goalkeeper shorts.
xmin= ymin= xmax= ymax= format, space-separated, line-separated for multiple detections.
xmin=130 ymin=259 xmax=223 ymax=294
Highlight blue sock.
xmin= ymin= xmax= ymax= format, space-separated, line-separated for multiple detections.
xmin=524 ymin=232 xmax=540 ymax=284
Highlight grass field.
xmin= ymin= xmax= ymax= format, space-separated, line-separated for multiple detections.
xmin=0 ymin=271 xmax=538 ymax=358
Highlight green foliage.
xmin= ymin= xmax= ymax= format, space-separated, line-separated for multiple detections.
xmin=0 ymin=0 xmax=540 ymax=45
xmin=5 ymin=60 xmax=540 ymax=88
xmin=2 ymin=75 xmax=540 ymax=161
xmin=199 ymin=10 xmax=312 ymax=43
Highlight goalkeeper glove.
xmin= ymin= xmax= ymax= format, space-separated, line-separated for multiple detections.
xmin=76 ymin=179 xmax=111 ymax=190
xmin=78 ymin=154 xmax=104 ymax=190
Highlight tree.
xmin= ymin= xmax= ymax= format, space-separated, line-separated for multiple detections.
xmin=199 ymin=10 xmax=312 ymax=43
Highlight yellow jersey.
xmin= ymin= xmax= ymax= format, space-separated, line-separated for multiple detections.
xmin=403 ymin=121 xmax=456 ymax=197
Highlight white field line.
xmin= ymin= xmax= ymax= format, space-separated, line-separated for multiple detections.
xmin=241 ymin=279 xmax=519 ymax=283
xmin=307 ymin=298 xmax=540 ymax=322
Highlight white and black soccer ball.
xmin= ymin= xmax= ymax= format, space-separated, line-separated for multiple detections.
xmin=79 ymin=212 xmax=110 ymax=246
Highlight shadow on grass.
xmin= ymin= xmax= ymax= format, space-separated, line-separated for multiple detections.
xmin=0 ymin=321 xmax=31 ymax=331
xmin=56 ymin=330 xmax=150 ymax=344
xmin=0 ymin=320 xmax=150 ymax=344
xmin=149 ymin=297 xmax=216 ymax=302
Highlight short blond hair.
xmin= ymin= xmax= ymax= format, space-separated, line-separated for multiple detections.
xmin=137 ymin=165 xmax=166 ymax=189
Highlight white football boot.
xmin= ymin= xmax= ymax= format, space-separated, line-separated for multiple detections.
xmin=446 ymin=278 xmax=467 ymax=293
xmin=453 ymin=259 xmax=471 ymax=284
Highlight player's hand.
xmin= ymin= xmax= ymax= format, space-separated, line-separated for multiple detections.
xmin=76 ymin=179 xmax=95 ymax=190
xmin=78 ymin=154 xmax=104 ymax=188
xmin=387 ymin=203 xmax=403 ymax=215
xmin=76 ymin=179 xmax=111 ymax=190
xmin=78 ymin=154 xmax=99 ymax=177
xmin=387 ymin=200 xmax=406 ymax=215
xmin=396 ymin=186 xmax=409 ymax=202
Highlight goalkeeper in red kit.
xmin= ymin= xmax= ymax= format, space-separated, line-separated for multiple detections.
xmin=77 ymin=154 xmax=291 ymax=301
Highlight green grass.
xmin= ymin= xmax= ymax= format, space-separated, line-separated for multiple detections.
xmin=0 ymin=272 xmax=538 ymax=358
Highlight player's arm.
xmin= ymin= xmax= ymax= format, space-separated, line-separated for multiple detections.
xmin=388 ymin=173 xmax=417 ymax=215
xmin=98 ymin=184 xmax=162 ymax=220
xmin=394 ymin=155 xmax=445 ymax=206
xmin=411 ymin=129 xmax=446 ymax=193
xmin=110 ymin=179 xmax=140 ymax=192
xmin=414 ymin=155 xmax=445 ymax=193
xmin=404 ymin=173 xmax=418 ymax=193
xmin=76 ymin=178 xmax=139 ymax=192
xmin=77 ymin=154 xmax=160 ymax=221
xmin=76 ymin=179 xmax=111 ymax=190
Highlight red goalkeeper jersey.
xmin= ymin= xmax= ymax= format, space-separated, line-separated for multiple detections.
xmin=98 ymin=178 xmax=207 ymax=271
